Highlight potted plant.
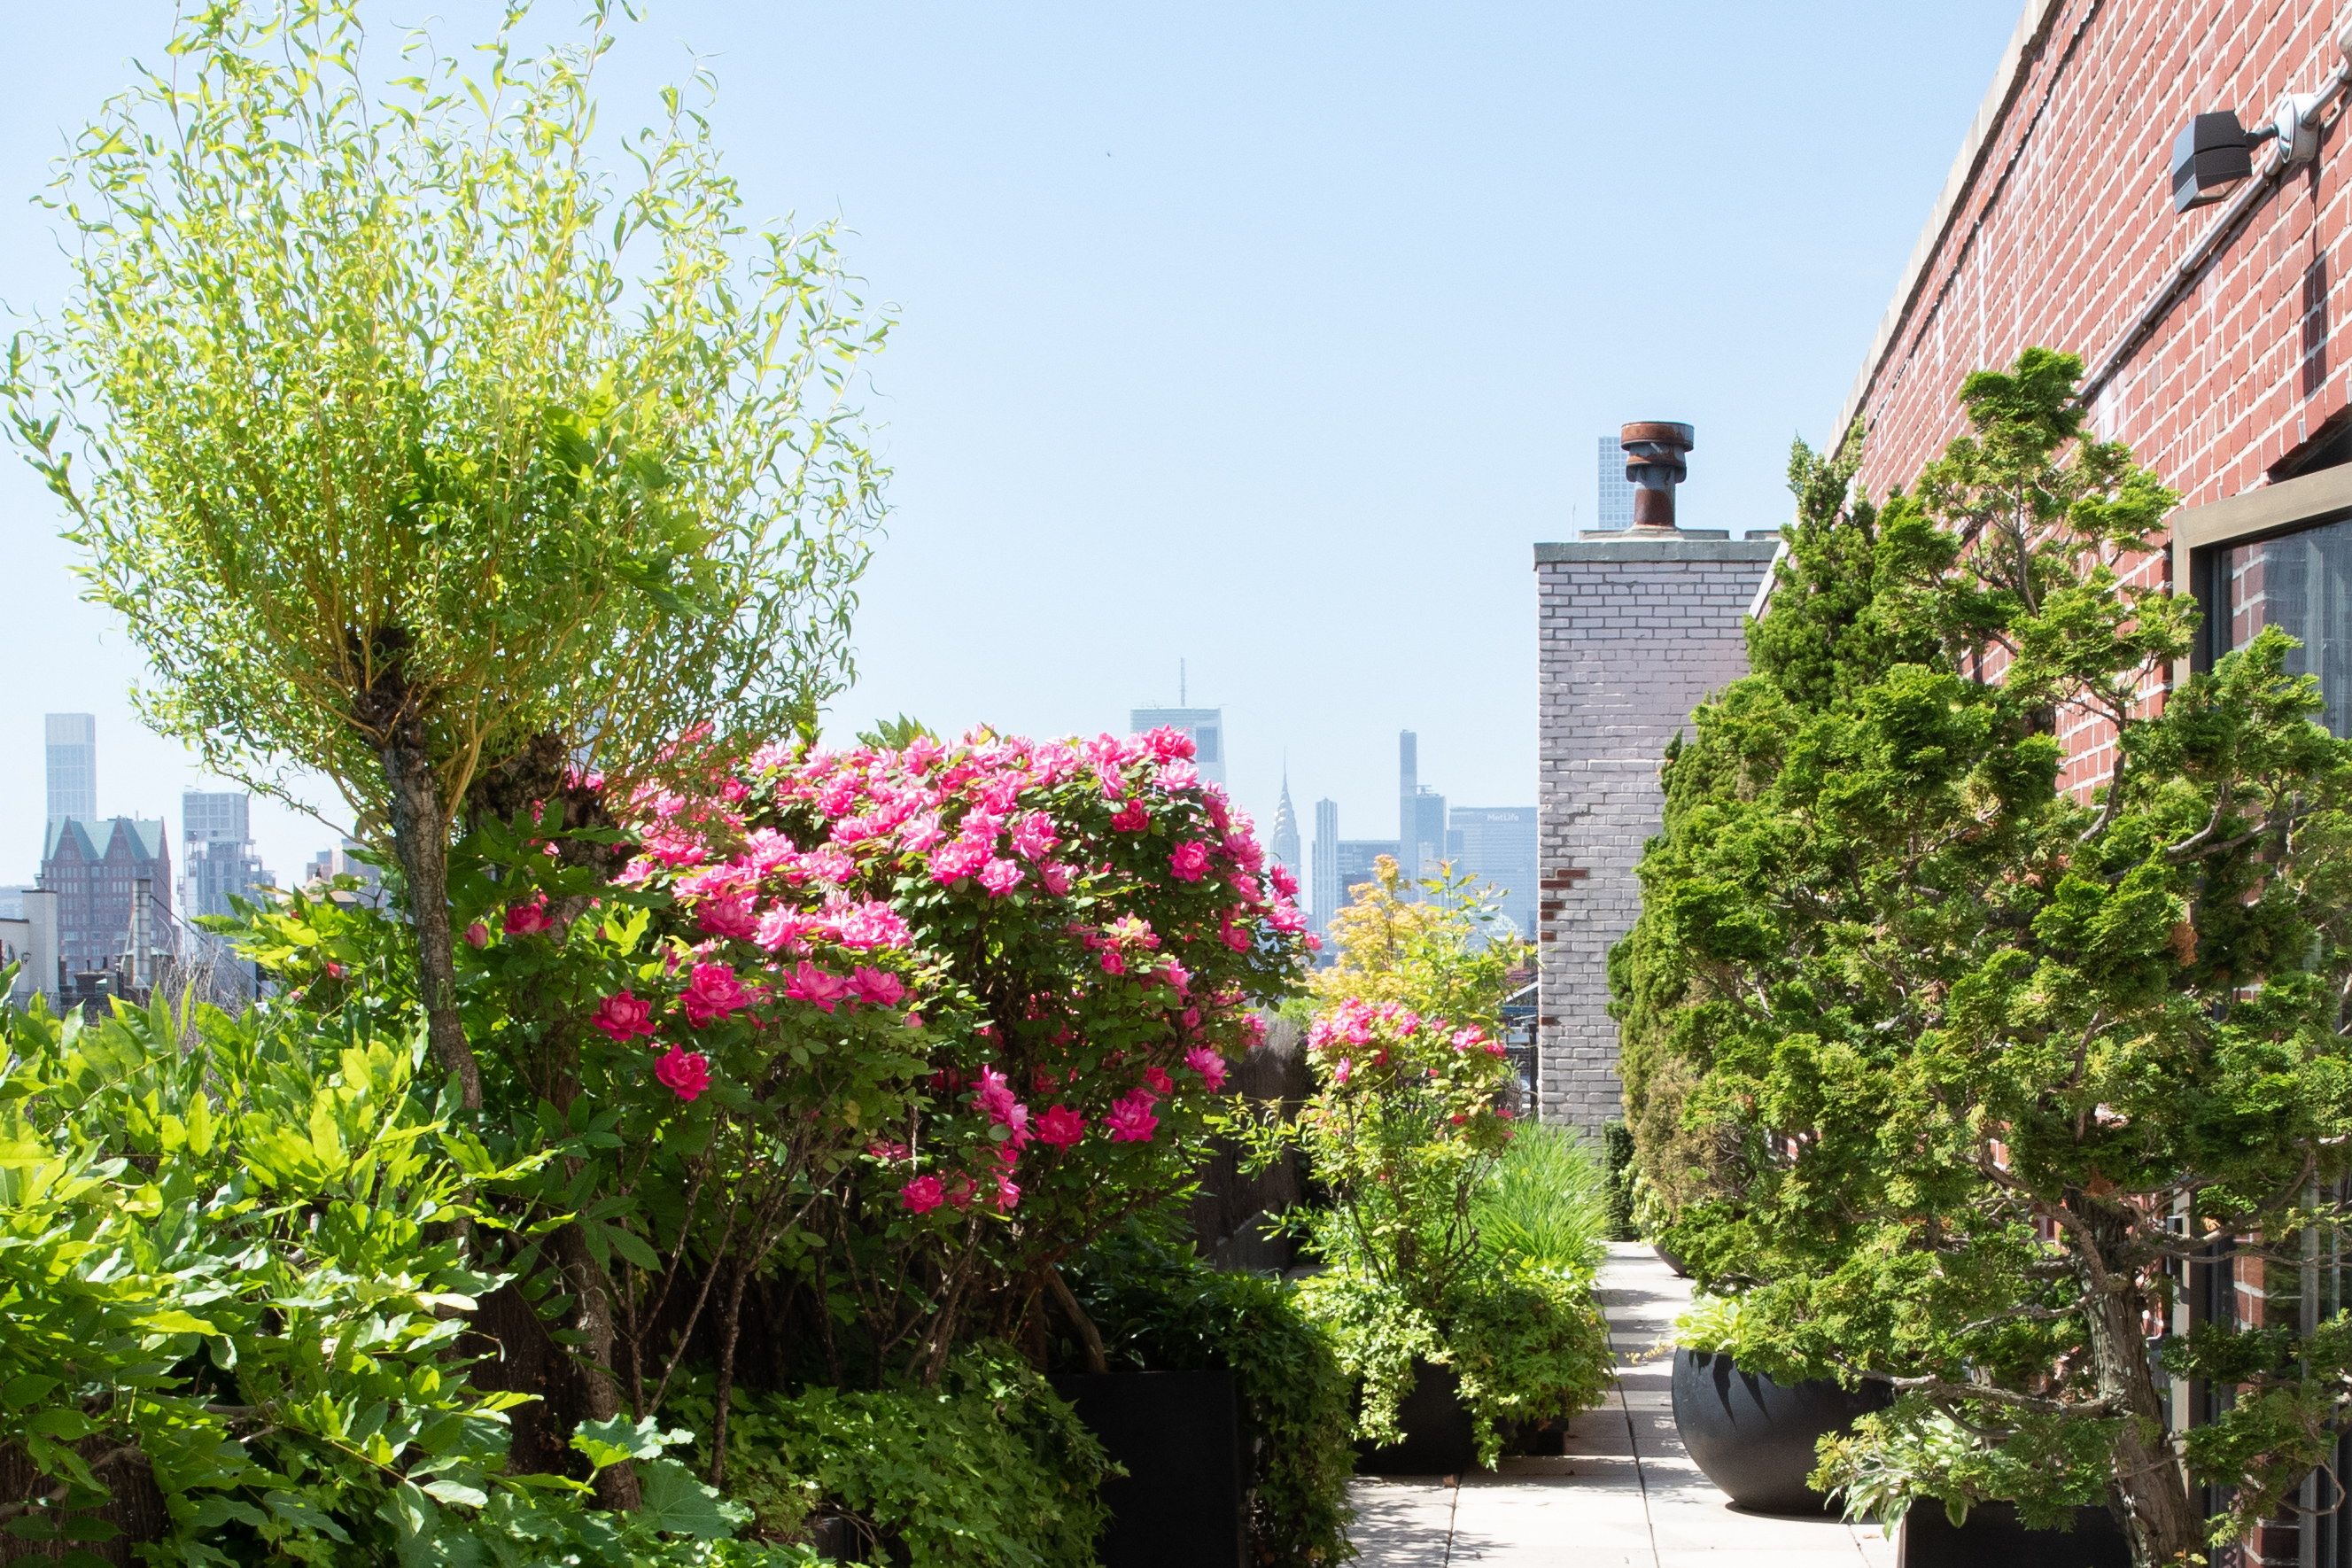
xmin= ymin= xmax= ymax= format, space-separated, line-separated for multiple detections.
xmin=1274 ymin=863 xmax=1613 ymax=1472
xmin=1667 ymin=1297 xmax=1889 ymax=1514
xmin=1613 ymin=350 xmax=2352 ymax=1568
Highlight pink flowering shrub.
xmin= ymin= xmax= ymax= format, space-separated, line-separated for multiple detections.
xmin=544 ymin=722 xmax=1316 ymax=1377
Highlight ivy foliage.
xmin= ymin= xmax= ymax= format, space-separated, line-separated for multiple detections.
xmin=1064 ymin=1227 xmax=1355 ymax=1566
xmin=1611 ymin=348 xmax=2352 ymax=1566
xmin=0 ymin=975 xmax=802 ymax=1566
xmin=674 ymin=1348 xmax=1112 ymax=1568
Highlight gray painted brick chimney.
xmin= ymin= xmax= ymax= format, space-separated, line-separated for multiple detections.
xmin=1533 ymin=533 xmax=1781 ymax=1133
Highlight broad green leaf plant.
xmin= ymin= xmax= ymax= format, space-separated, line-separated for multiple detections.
xmin=6 ymin=0 xmax=889 ymax=1107
xmin=1614 ymin=349 xmax=2352 ymax=1568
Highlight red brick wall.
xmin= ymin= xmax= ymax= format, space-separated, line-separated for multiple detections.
xmin=1847 ymin=0 xmax=2352 ymax=796
xmin=1855 ymin=1 xmax=2350 ymax=511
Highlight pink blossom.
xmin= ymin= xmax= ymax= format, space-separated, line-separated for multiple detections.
xmin=1169 ymin=841 xmax=1210 ymax=881
xmin=721 ymin=777 xmax=751 ymax=804
xmin=975 ymin=1067 xmax=1021 ymax=1123
xmin=749 ymin=741 xmax=799 ymax=774
xmin=1242 ymin=1013 xmax=1269 ymax=1049
xmin=785 ymin=961 xmax=853 ymax=1013
xmin=1138 ymin=725 xmax=1196 ymax=763
xmin=900 ymin=1175 xmax=945 ymax=1214
xmin=979 ymin=857 xmax=1026 ymax=897
xmin=756 ymin=905 xmax=821 ymax=951
xmin=1110 ymin=799 xmax=1149 ymax=833
xmin=463 ymin=920 xmax=489 ymax=949
xmin=681 ymin=963 xmax=751 ymax=1027
xmin=1012 ymin=811 xmax=1060 ymax=862
xmin=655 ymin=1046 xmax=711 ymax=1102
xmin=698 ymin=895 xmax=760 ymax=942
xmin=1142 ymin=1066 xmax=1175 ymax=1098
xmin=931 ymin=837 xmax=990 ymax=884
xmin=1181 ymin=1005 xmax=1203 ymax=1031
xmin=1036 ymin=1105 xmax=1087 ymax=1148
xmin=1156 ymin=759 xmax=1199 ymax=790
xmin=993 ymin=1170 xmax=1022 ymax=1211
xmin=975 ymin=777 xmax=1021 ymax=815
xmin=1269 ymin=865 xmax=1300 ymax=898
xmin=1305 ymin=932 xmax=1323 ymax=951
xmin=898 ymin=811 xmax=946 ymax=853
xmin=1334 ymin=1057 xmax=1355 ymax=1086
xmin=903 ymin=736 xmax=943 ymax=773
xmin=1105 ymin=1090 xmax=1160 ymax=1143
xmin=852 ymin=966 xmax=905 ymax=1007
xmin=1161 ymin=959 xmax=1192 ymax=996
xmin=1039 ymin=862 xmax=1075 ymax=896
xmin=1185 ymin=1044 xmax=1229 ymax=1093
xmin=1218 ymin=920 xmax=1251 ymax=952
xmin=593 ymin=990 xmax=658 ymax=1044
xmin=1099 ymin=949 xmax=1127 ymax=976
xmin=945 ymin=1176 xmax=976 ymax=1211
xmin=831 ymin=898 xmax=912 ymax=950
xmin=1267 ymin=900 xmax=1308 ymax=934
xmin=503 ymin=897 xmax=555 ymax=936
xmin=798 ymin=847 xmax=856 ymax=884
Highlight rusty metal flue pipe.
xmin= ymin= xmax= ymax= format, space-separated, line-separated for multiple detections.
xmin=1621 ymin=421 xmax=1694 ymax=531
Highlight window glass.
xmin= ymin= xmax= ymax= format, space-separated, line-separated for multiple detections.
xmin=2220 ymin=516 xmax=2352 ymax=737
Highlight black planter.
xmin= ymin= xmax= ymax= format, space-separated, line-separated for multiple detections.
xmin=1670 ymin=1347 xmax=1891 ymax=1514
xmin=1899 ymin=1501 xmax=2129 ymax=1568
xmin=1354 ymin=1358 xmax=1479 ymax=1477
xmin=1652 ymin=1241 xmax=1690 ymax=1277
xmin=1049 ymin=1369 xmax=1248 ymax=1568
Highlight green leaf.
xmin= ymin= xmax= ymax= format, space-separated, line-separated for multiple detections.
xmin=4 ymin=1373 xmax=62 ymax=1409
xmin=603 ymin=1224 xmax=660 ymax=1272
xmin=633 ymin=1457 xmax=747 ymax=1541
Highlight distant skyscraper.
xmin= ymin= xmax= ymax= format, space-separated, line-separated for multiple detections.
xmin=1269 ymin=773 xmax=1301 ymax=885
xmin=1595 ymin=435 xmax=1636 ymax=532
xmin=181 ymin=791 xmax=275 ymax=922
xmin=45 ymin=714 xmax=96 ymax=827
xmin=1451 ymin=805 xmax=1539 ymax=940
xmin=1130 ymin=705 xmax=1226 ymax=788
xmin=1397 ymin=731 xmax=1447 ymax=888
xmin=1312 ymin=798 xmax=1339 ymax=938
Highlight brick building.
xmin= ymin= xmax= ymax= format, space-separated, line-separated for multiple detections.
xmin=1824 ymin=5 xmax=2352 ymax=1562
xmin=39 ymin=816 xmax=172 ymax=982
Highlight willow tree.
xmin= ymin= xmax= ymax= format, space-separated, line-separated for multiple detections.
xmin=1617 ymin=350 xmax=2352 ymax=1568
xmin=7 ymin=0 xmax=888 ymax=1106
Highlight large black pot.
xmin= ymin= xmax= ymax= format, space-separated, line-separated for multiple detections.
xmin=1899 ymin=1501 xmax=2129 ymax=1568
xmin=1049 ymin=1370 xmax=1248 ymax=1568
xmin=1652 ymin=1241 xmax=1690 ymax=1277
xmin=1355 ymin=1358 xmax=1479 ymax=1477
xmin=1670 ymin=1347 xmax=1891 ymax=1513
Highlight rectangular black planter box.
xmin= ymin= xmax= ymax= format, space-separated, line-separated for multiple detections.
xmin=1899 ymin=1501 xmax=2129 ymax=1568
xmin=1049 ymin=1369 xmax=1249 ymax=1568
xmin=1354 ymin=1358 xmax=1479 ymax=1477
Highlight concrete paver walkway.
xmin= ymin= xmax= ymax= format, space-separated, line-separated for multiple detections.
xmin=1348 ymin=1242 xmax=1898 ymax=1566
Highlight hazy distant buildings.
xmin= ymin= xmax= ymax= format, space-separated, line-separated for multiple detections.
xmin=1595 ymin=436 xmax=1636 ymax=532
xmin=42 ymin=816 xmax=173 ymax=976
xmin=45 ymin=714 xmax=96 ymax=827
xmin=1311 ymin=798 xmax=1339 ymax=942
xmin=1335 ymin=839 xmax=1401 ymax=905
xmin=1450 ymin=805 xmax=1538 ymax=939
xmin=305 ymin=842 xmax=389 ymax=908
xmin=1269 ymin=774 xmax=1300 ymax=884
xmin=1397 ymin=731 xmax=1448 ymax=889
xmin=1130 ymin=705 xmax=1226 ymax=788
xmin=181 ymin=791 xmax=275 ymax=920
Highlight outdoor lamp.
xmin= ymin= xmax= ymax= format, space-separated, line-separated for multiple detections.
xmin=2171 ymin=111 xmax=2255 ymax=212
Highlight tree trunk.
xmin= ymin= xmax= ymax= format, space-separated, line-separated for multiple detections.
xmin=2077 ymin=1211 xmax=2199 ymax=1568
xmin=557 ymin=1221 xmax=642 ymax=1512
xmin=380 ymin=729 xmax=477 ymax=1111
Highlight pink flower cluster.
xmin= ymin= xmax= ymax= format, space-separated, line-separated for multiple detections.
xmin=608 ymin=724 xmax=1315 ymax=1214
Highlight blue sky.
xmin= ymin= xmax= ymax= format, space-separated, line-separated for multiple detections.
xmin=0 ymin=1 xmax=2025 ymax=885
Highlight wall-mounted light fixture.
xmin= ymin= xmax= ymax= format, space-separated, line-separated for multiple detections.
xmin=2171 ymin=94 xmax=2321 ymax=213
